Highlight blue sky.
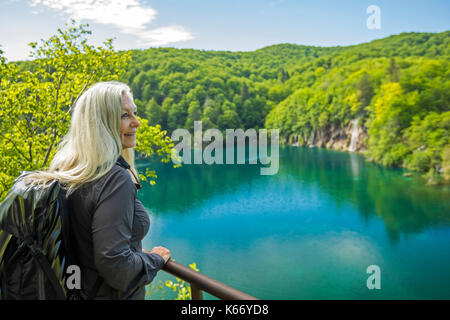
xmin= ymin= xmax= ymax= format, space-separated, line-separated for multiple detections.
xmin=0 ymin=0 xmax=449 ymax=61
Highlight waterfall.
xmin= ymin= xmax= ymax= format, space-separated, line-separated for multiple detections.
xmin=292 ymin=135 xmax=299 ymax=146
xmin=309 ymin=130 xmax=315 ymax=148
xmin=348 ymin=119 xmax=359 ymax=152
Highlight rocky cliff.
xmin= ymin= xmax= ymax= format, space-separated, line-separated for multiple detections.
xmin=288 ymin=119 xmax=368 ymax=153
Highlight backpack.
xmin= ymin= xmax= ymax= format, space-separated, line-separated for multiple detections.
xmin=0 ymin=171 xmax=101 ymax=300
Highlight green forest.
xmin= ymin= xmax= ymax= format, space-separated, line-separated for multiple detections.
xmin=1 ymin=27 xmax=449 ymax=194
xmin=120 ymin=31 xmax=449 ymax=184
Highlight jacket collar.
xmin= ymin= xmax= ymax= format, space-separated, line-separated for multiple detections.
xmin=116 ymin=155 xmax=131 ymax=170
xmin=116 ymin=155 xmax=142 ymax=190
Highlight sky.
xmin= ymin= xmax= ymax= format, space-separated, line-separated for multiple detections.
xmin=0 ymin=0 xmax=449 ymax=62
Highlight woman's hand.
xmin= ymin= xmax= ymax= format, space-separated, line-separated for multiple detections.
xmin=143 ymin=246 xmax=171 ymax=263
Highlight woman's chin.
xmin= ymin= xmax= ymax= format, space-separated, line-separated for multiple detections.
xmin=122 ymin=141 xmax=136 ymax=149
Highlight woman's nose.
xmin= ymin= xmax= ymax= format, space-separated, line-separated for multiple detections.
xmin=132 ymin=115 xmax=140 ymax=128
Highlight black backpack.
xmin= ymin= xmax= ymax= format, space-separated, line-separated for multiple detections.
xmin=0 ymin=157 xmax=134 ymax=300
xmin=0 ymin=171 xmax=101 ymax=300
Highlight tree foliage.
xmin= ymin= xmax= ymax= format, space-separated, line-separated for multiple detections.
xmin=3 ymin=29 xmax=449 ymax=187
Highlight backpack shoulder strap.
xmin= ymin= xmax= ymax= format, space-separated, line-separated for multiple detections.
xmin=26 ymin=239 xmax=66 ymax=300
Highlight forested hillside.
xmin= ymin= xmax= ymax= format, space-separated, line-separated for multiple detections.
xmin=120 ymin=31 xmax=449 ymax=183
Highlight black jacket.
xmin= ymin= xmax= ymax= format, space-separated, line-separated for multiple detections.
xmin=68 ymin=157 xmax=165 ymax=299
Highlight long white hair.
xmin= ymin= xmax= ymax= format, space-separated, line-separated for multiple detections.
xmin=24 ymin=81 xmax=138 ymax=195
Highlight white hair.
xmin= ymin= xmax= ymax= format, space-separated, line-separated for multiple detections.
xmin=25 ymin=81 xmax=138 ymax=195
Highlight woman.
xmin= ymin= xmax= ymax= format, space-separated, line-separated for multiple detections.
xmin=24 ymin=81 xmax=170 ymax=299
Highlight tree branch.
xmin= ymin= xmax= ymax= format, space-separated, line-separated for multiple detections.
xmin=0 ymin=133 xmax=31 ymax=163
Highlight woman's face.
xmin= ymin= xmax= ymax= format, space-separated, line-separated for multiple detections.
xmin=120 ymin=92 xmax=140 ymax=149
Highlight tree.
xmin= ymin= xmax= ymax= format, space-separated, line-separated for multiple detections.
xmin=145 ymin=98 xmax=164 ymax=126
xmin=135 ymin=119 xmax=178 ymax=185
xmin=217 ymin=102 xmax=240 ymax=130
xmin=387 ymin=58 xmax=400 ymax=82
xmin=279 ymin=68 xmax=290 ymax=83
xmin=167 ymin=103 xmax=186 ymax=133
xmin=185 ymin=101 xmax=202 ymax=132
xmin=268 ymin=84 xmax=290 ymax=103
xmin=160 ymin=97 xmax=174 ymax=130
xmin=404 ymin=111 xmax=450 ymax=174
xmin=241 ymin=82 xmax=249 ymax=103
xmin=201 ymin=106 xmax=218 ymax=130
xmin=366 ymin=82 xmax=419 ymax=166
xmin=356 ymin=73 xmax=374 ymax=109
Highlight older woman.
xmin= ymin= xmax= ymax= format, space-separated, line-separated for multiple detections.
xmin=25 ymin=81 xmax=170 ymax=299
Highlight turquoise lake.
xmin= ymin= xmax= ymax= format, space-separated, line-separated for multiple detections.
xmin=139 ymin=146 xmax=450 ymax=299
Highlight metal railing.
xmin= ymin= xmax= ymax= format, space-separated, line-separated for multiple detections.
xmin=162 ymin=260 xmax=258 ymax=300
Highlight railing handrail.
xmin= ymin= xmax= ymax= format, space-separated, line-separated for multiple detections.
xmin=162 ymin=260 xmax=258 ymax=300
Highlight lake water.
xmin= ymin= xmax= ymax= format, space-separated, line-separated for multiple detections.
xmin=139 ymin=146 xmax=450 ymax=299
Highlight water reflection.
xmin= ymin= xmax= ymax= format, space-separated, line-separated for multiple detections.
xmin=279 ymin=147 xmax=450 ymax=243
xmin=138 ymin=146 xmax=450 ymax=243
xmin=349 ymin=153 xmax=360 ymax=178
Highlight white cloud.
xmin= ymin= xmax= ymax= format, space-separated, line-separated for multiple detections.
xmin=29 ymin=0 xmax=193 ymax=46
xmin=137 ymin=25 xmax=194 ymax=46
